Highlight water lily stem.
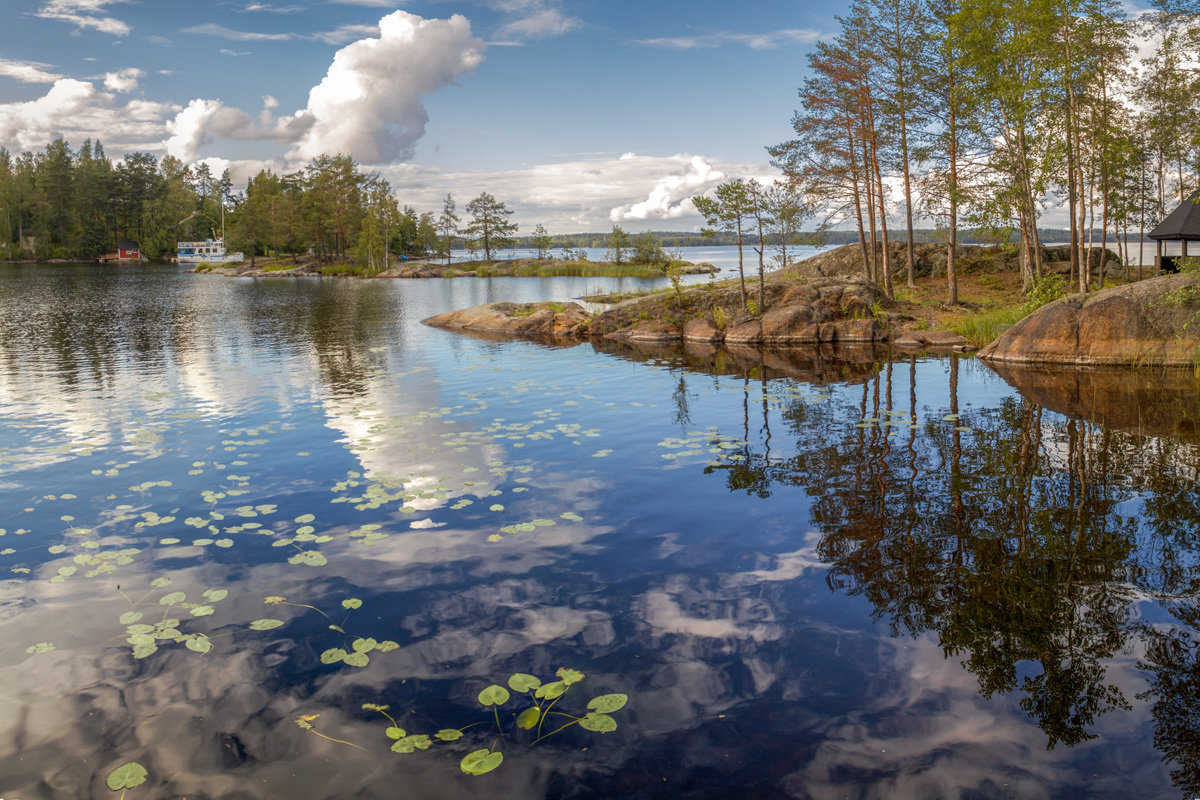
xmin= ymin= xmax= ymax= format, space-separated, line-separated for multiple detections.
xmin=536 ymin=695 xmax=562 ymax=739
xmin=532 ymin=719 xmax=578 ymax=745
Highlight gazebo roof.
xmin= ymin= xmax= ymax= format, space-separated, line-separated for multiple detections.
xmin=1149 ymin=189 xmax=1200 ymax=241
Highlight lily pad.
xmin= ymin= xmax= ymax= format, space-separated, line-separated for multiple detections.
xmin=477 ymin=684 xmax=510 ymax=706
xmin=343 ymin=651 xmax=369 ymax=667
xmin=516 ymin=707 xmax=541 ymax=730
xmin=248 ymin=619 xmax=284 ymax=630
xmin=118 ymin=611 xmax=143 ymax=625
xmin=320 ymin=648 xmax=347 ymax=664
xmin=587 ymin=693 xmax=628 ymax=713
xmin=25 ymin=642 xmax=55 ymax=654
xmin=508 ymin=673 xmax=541 ymax=693
xmin=185 ymin=637 xmax=213 ymax=654
xmin=460 ymin=748 xmax=503 ymax=775
xmin=534 ymin=681 xmax=566 ymax=700
xmin=105 ymin=761 xmax=148 ymax=791
xmin=435 ymin=728 xmax=463 ymax=741
xmin=556 ymin=667 xmax=585 ymax=685
xmin=288 ymin=551 xmax=327 ymax=567
xmin=385 ymin=726 xmax=406 ymax=740
xmin=578 ymin=712 xmax=617 ymax=733
xmin=341 ymin=598 xmax=362 ymax=610
xmin=391 ymin=734 xmax=432 ymax=753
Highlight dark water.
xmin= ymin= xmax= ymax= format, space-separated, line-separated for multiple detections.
xmin=1 ymin=264 xmax=1199 ymax=799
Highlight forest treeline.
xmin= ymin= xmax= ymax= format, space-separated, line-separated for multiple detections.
xmin=0 ymin=145 xmax=451 ymax=263
xmin=766 ymin=0 xmax=1199 ymax=303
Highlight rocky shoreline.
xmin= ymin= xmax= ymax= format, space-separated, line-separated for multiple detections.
xmin=422 ymin=274 xmax=975 ymax=354
xmin=979 ymin=272 xmax=1200 ymax=366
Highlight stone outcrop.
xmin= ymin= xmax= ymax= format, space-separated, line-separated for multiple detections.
xmin=793 ymin=242 xmax=1121 ymax=281
xmin=423 ymin=302 xmax=591 ymax=338
xmin=979 ymin=273 xmax=1200 ymax=366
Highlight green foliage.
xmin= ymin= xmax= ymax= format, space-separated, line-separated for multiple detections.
xmin=711 ymin=305 xmax=728 ymax=330
xmin=1020 ymin=273 xmax=1066 ymax=315
xmin=950 ymin=307 xmax=1027 ymax=347
xmin=629 ymin=232 xmax=667 ymax=265
xmin=746 ymin=299 xmax=760 ymax=316
xmin=1178 ymin=256 xmax=1200 ymax=274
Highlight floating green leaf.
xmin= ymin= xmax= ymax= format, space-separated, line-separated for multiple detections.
xmin=294 ymin=513 xmax=315 ymax=524
xmin=320 ymin=648 xmax=347 ymax=664
xmin=343 ymin=652 xmax=369 ymax=667
xmin=460 ymin=748 xmax=503 ymax=775
xmin=578 ymin=712 xmax=617 ymax=733
xmin=119 ymin=611 xmax=143 ymax=625
xmin=587 ymin=693 xmax=628 ymax=713
xmin=248 ymin=619 xmax=284 ymax=630
xmin=288 ymin=551 xmax=327 ymax=567
xmin=186 ymin=637 xmax=213 ymax=654
xmin=435 ymin=728 xmax=463 ymax=741
xmin=341 ymin=598 xmax=362 ymax=610
xmin=534 ymin=681 xmax=566 ymax=700
xmin=159 ymin=591 xmax=186 ymax=606
xmin=190 ymin=605 xmax=215 ymax=617
xmin=508 ymin=673 xmax=541 ymax=693
xmin=557 ymin=667 xmax=585 ymax=685
xmin=391 ymin=734 xmax=432 ymax=753
xmin=477 ymin=684 xmax=510 ymax=706
xmin=377 ymin=640 xmax=399 ymax=652
xmin=132 ymin=642 xmax=158 ymax=659
xmin=385 ymin=726 xmax=407 ymax=740
xmin=516 ymin=707 xmax=541 ymax=730
xmin=203 ymin=589 xmax=228 ymax=602
xmin=25 ymin=642 xmax=55 ymax=655
xmin=105 ymin=761 xmax=148 ymax=791
xmin=352 ymin=637 xmax=376 ymax=653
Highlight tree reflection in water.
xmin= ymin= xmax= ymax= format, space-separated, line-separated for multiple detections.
xmin=698 ymin=351 xmax=1200 ymax=779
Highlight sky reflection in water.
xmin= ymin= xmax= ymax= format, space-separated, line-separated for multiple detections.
xmin=0 ymin=263 xmax=1198 ymax=799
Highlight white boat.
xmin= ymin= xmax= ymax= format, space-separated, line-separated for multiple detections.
xmin=176 ymin=238 xmax=244 ymax=265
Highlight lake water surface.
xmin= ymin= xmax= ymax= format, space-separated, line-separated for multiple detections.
xmin=1 ymin=263 xmax=1199 ymax=799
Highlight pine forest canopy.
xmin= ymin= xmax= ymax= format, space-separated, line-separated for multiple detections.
xmin=766 ymin=0 xmax=1200 ymax=304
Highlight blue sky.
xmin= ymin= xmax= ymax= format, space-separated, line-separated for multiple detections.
xmin=0 ymin=0 xmax=842 ymax=230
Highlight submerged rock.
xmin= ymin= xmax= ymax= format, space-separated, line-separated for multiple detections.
xmin=979 ymin=273 xmax=1200 ymax=366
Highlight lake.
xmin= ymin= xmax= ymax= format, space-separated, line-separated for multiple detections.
xmin=0 ymin=260 xmax=1198 ymax=799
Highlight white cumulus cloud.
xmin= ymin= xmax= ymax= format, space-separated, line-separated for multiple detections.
xmin=288 ymin=10 xmax=484 ymax=163
xmin=163 ymin=98 xmax=312 ymax=162
xmin=610 ymin=155 xmax=726 ymax=222
xmin=102 ymin=67 xmax=144 ymax=93
xmin=0 ymin=57 xmax=64 ymax=84
xmin=0 ymin=78 xmax=177 ymax=154
xmin=35 ymin=0 xmax=132 ymax=36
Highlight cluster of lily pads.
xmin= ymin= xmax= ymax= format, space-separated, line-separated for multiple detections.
xmin=112 ymin=578 xmax=283 ymax=658
xmin=264 ymin=595 xmax=399 ymax=668
xmin=296 ymin=667 xmax=627 ymax=776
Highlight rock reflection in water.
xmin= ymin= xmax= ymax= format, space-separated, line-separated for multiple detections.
xmin=4 ymin=265 xmax=1200 ymax=799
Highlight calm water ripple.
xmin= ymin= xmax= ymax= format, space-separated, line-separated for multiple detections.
xmin=0 ymin=262 xmax=1198 ymax=799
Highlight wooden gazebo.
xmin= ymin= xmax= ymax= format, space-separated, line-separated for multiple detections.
xmin=1149 ymin=189 xmax=1200 ymax=273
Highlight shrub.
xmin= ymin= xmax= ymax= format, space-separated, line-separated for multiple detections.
xmin=1021 ymin=273 xmax=1066 ymax=315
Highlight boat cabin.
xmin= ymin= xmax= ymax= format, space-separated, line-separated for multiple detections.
xmin=1149 ymin=189 xmax=1200 ymax=273
xmin=177 ymin=240 xmax=224 ymax=258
